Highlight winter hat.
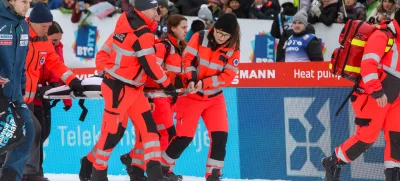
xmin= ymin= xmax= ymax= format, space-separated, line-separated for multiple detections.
xmin=191 ymin=19 xmax=206 ymax=33
xmin=198 ymin=4 xmax=214 ymax=21
xmin=30 ymin=2 xmax=53 ymax=23
xmin=214 ymin=13 xmax=237 ymax=34
xmin=136 ymin=0 xmax=158 ymax=11
xmin=293 ymin=9 xmax=308 ymax=26
xmin=279 ymin=0 xmax=294 ymax=6
xmin=157 ymin=0 xmax=168 ymax=8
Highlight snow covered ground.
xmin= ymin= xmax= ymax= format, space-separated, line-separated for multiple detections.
xmin=44 ymin=174 xmax=289 ymax=181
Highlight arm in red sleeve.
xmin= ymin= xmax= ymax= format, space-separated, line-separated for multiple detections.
xmin=202 ymin=50 xmax=240 ymax=89
xmin=44 ymin=40 xmax=76 ymax=86
xmin=360 ymin=31 xmax=388 ymax=98
xmin=182 ymin=32 xmax=200 ymax=82
xmin=96 ymin=34 xmax=114 ymax=72
xmin=133 ymin=29 xmax=171 ymax=88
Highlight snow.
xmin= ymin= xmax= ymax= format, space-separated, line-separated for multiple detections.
xmin=44 ymin=174 xmax=289 ymax=181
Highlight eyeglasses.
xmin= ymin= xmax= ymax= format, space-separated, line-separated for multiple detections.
xmin=215 ymin=29 xmax=231 ymax=39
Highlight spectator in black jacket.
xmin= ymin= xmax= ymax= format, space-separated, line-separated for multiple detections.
xmin=249 ymin=0 xmax=280 ymax=20
xmin=156 ymin=0 xmax=178 ymax=37
xmin=271 ymin=0 xmax=297 ymax=62
xmin=224 ymin=0 xmax=247 ymax=18
xmin=308 ymin=0 xmax=339 ymax=26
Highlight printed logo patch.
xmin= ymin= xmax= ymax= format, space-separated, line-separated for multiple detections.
xmin=40 ymin=56 xmax=46 ymax=65
xmin=0 ymin=34 xmax=12 ymax=40
xmin=20 ymin=34 xmax=28 ymax=40
xmin=113 ymin=33 xmax=127 ymax=43
xmin=233 ymin=59 xmax=239 ymax=66
xmin=0 ymin=25 xmax=6 ymax=32
xmin=19 ymin=40 xmax=28 ymax=46
xmin=0 ymin=40 xmax=12 ymax=46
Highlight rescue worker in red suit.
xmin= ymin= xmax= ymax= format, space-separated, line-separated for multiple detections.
xmin=32 ymin=21 xmax=72 ymax=180
xmin=23 ymin=4 xmax=85 ymax=180
xmin=77 ymin=1 xmax=178 ymax=181
xmin=322 ymin=9 xmax=400 ymax=181
xmin=119 ymin=14 xmax=189 ymax=181
xmin=161 ymin=13 xmax=241 ymax=181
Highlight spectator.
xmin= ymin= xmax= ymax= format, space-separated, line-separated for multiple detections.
xmin=174 ymin=0 xmax=208 ymax=16
xmin=285 ymin=9 xmax=323 ymax=62
xmin=198 ymin=4 xmax=215 ymax=28
xmin=121 ymin=0 xmax=133 ymax=12
xmin=368 ymin=0 xmax=396 ymax=24
xmin=300 ymin=0 xmax=311 ymax=11
xmin=156 ymin=0 xmax=179 ymax=37
xmin=337 ymin=0 xmax=366 ymax=23
xmin=248 ymin=0 xmax=280 ymax=20
xmin=271 ymin=0 xmax=297 ymax=62
xmin=186 ymin=19 xmax=206 ymax=41
xmin=71 ymin=0 xmax=120 ymax=23
xmin=336 ymin=0 xmax=367 ymax=23
xmin=209 ymin=0 xmax=223 ymax=18
xmin=308 ymin=0 xmax=338 ymax=26
xmin=224 ymin=0 xmax=246 ymax=18
xmin=365 ymin=0 xmax=379 ymax=19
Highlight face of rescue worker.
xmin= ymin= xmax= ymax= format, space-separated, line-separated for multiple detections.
xmin=172 ymin=20 xmax=188 ymax=41
xmin=30 ymin=22 xmax=52 ymax=37
xmin=293 ymin=20 xmax=306 ymax=33
xmin=49 ymin=33 xmax=62 ymax=46
xmin=9 ymin=0 xmax=31 ymax=17
xmin=141 ymin=7 xmax=159 ymax=22
xmin=213 ymin=28 xmax=231 ymax=45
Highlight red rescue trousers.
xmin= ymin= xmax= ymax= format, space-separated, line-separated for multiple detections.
xmin=86 ymin=76 xmax=161 ymax=171
xmin=161 ymin=93 xmax=229 ymax=178
xmin=335 ymin=74 xmax=400 ymax=168
xmin=130 ymin=97 xmax=176 ymax=171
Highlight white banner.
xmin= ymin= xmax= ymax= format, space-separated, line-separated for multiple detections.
xmin=27 ymin=10 xmax=344 ymax=68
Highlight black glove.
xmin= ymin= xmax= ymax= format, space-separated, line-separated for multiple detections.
xmin=37 ymin=85 xmax=53 ymax=99
xmin=164 ymin=83 xmax=177 ymax=105
xmin=148 ymin=98 xmax=154 ymax=103
xmin=69 ymin=78 xmax=85 ymax=97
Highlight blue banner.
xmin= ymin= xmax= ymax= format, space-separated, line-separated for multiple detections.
xmin=253 ymin=34 xmax=275 ymax=63
xmin=43 ymin=88 xmax=386 ymax=180
xmin=74 ymin=25 xmax=97 ymax=59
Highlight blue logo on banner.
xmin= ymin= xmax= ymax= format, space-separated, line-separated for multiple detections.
xmin=253 ymin=34 xmax=276 ymax=63
xmin=75 ymin=25 xmax=98 ymax=59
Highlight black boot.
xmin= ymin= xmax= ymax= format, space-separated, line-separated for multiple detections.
xmin=146 ymin=160 xmax=172 ymax=181
xmin=385 ymin=167 xmax=400 ymax=181
xmin=322 ymin=154 xmax=345 ymax=181
xmin=206 ymin=169 xmax=221 ymax=181
xmin=0 ymin=168 xmax=18 ymax=181
xmin=162 ymin=166 xmax=183 ymax=181
xmin=79 ymin=156 xmax=93 ymax=181
xmin=21 ymin=174 xmax=50 ymax=181
xmin=120 ymin=152 xmax=148 ymax=181
xmin=91 ymin=168 xmax=108 ymax=181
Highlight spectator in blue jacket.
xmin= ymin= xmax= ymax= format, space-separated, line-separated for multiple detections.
xmin=0 ymin=0 xmax=36 ymax=180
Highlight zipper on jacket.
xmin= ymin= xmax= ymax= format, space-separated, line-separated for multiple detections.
xmin=34 ymin=51 xmax=40 ymax=71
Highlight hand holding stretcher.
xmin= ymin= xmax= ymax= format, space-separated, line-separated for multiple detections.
xmin=42 ymin=77 xmax=183 ymax=100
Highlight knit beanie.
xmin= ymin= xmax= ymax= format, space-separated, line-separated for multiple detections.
xmin=293 ymin=9 xmax=308 ymax=27
xmin=191 ymin=19 xmax=206 ymax=33
xmin=30 ymin=2 xmax=53 ymax=23
xmin=214 ymin=13 xmax=237 ymax=34
xmin=198 ymin=4 xmax=214 ymax=22
xmin=136 ymin=0 xmax=158 ymax=11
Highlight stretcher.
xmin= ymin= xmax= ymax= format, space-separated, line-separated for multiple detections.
xmin=42 ymin=77 xmax=182 ymax=100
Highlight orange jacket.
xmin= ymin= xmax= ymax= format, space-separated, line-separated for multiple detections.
xmin=360 ymin=20 xmax=400 ymax=96
xmin=183 ymin=29 xmax=240 ymax=96
xmin=145 ymin=34 xmax=184 ymax=89
xmin=24 ymin=23 xmax=76 ymax=103
xmin=96 ymin=10 xmax=170 ymax=88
